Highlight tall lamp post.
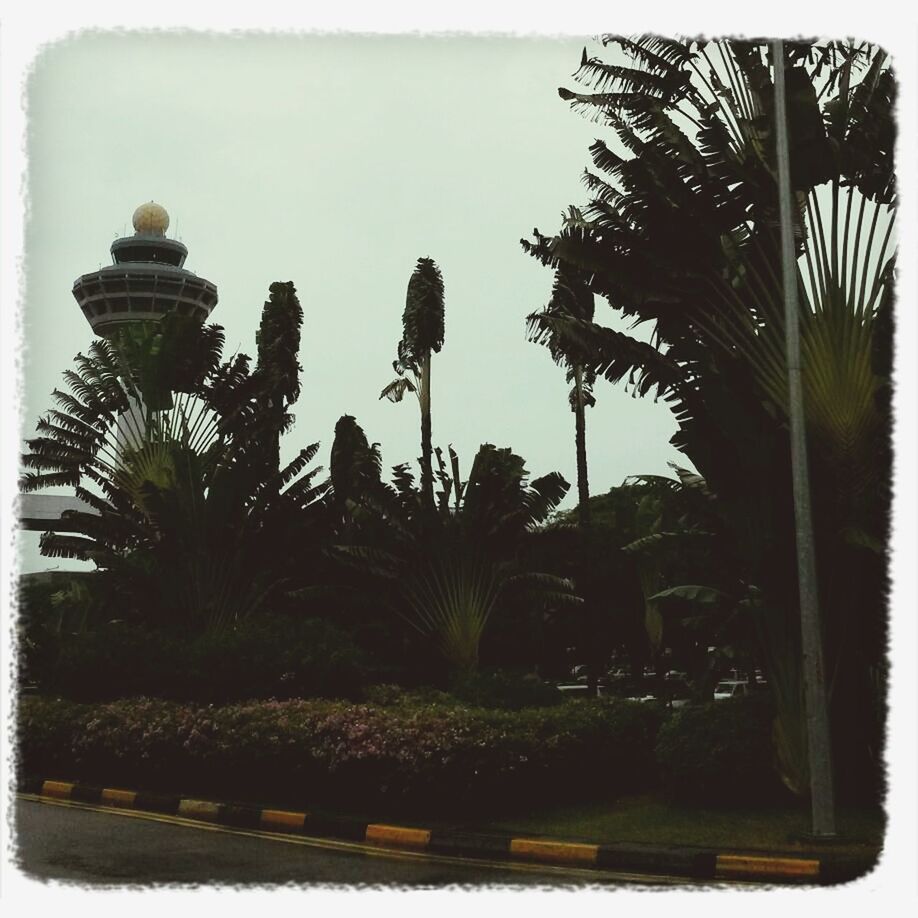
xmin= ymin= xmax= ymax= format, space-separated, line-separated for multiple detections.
xmin=772 ymin=39 xmax=837 ymax=838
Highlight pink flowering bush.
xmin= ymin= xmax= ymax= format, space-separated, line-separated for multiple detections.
xmin=18 ymin=694 xmax=662 ymax=815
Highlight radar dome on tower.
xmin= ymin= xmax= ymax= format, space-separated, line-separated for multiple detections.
xmin=72 ymin=201 xmax=218 ymax=336
xmin=132 ymin=201 xmax=170 ymax=236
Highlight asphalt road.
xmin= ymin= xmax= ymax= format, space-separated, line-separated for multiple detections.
xmin=13 ymin=798 xmax=675 ymax=888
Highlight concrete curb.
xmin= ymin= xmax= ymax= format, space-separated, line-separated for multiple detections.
xmin=24 ymin=778 xmax=872 ymax=885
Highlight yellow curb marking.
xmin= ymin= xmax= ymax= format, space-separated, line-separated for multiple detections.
xmin=177 ymin=799 xmax=222 ymax=822
xmin=715 ymin=855 xmax=820 ymax=879
xmin=21 ymin=794 xmax=699 ymax=885
xmin=41 ymin=780 xmax=75 ymax=800
xmin=101 ymin=788 xmax=137 ymax=808
xmin=260 ymin=809 xmax=306 ymax=831
xmin=365 ymin=824 xmax=431 ymax=850
xmin=28 ymin=786 xmax=806 ymax=884
xmin=509 ymin=838 xmax=599 ymax=866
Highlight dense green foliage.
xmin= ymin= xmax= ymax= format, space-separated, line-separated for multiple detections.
xmin=446 ymin=669 xmax=565 ymax=710
xmin=331 ymin=423 xmax=580 ymax=674
xmin=20 ymin=285 xmax=328 ymax=633
xmin=23 ymin=617 xmax=374 ymax=704
xmin=524 ymin=36 xmax=893 ymax=802
xmin=19 ymin=695 xmax=663 ymax=816
xmin=655 ymin=695 xmax=787 ymax=805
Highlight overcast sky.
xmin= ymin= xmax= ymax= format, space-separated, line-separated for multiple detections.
xmin=19 ymin=32 xmax=685 ymax=571
xmin=3 ymin=13 xmax=916 ymax=907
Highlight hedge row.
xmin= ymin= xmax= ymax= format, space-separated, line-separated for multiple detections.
xmin=18 ymin=694 xmax=664 ymax=817
xmin=655 ymin=693 xmax=787 ymax=804
xmin=23 ymin=618 xmax=376 ymax=704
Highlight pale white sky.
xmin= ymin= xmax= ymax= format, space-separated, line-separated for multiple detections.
xmin=2 ymin=5 xmax=917 ymax=911
xmin=17 ymin=32 xmax=683 ymax=572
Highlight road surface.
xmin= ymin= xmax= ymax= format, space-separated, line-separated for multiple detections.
xmin=12 ymin=797 xmax=686 ymax=888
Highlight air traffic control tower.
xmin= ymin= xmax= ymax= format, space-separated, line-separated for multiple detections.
xmin=72 ymin=201 xmax=218 ymax=336
xmin=21 ymin=202 xmax=218 ymax=533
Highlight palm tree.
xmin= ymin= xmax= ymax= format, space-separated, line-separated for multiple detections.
xmin=252 ymin=281 xmax=305 ymax=482
xmin=21 ymin=290 xmax=328 ymax=632
xmin=522 ymin=37 xmax=894 ymax=799
xmin=329 ymin=415 xmax=381 ymax=502
xmin=526 ymin=266 xmax=597 ymax=527
xmin=527 ymin=267 xmax=602 ymax=692
xmin=380 ymin=258 xmax=445 ymax=510
xmin=330 ymin=417 xmax=579 ymax=674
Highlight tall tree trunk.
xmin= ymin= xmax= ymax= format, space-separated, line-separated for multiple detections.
xmin=573 ymin=363 xmax=599 ymax=694
xmin=573 ymin=364 xmax=590 ymax=527
xmin=420 ymin=352 xmax=434 ymax=509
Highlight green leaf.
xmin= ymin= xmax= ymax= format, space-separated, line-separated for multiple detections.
xmin=648 ymin=584 xmax=732 ymax=605
xmin=379 ymin=377 xmax=416 ymax=403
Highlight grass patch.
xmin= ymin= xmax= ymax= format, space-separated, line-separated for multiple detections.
xmin=481 ymin=794 xmax=884 ymax=856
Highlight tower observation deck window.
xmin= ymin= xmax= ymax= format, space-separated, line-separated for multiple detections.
xmin=73 ymin=202 xmax=218 ymax=335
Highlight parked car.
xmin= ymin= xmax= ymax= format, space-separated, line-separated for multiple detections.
xmin=713 ymin=679 xmax=748 ymax=700
xmin=664 ymin=677 xmax=692 ymax=708
xmin=570 ymin=664 xmax=589 ymax=683
xmin=557 ymin=683 xmax=592 ymax=696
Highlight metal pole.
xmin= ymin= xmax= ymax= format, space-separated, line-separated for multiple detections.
xmin=772 ymin=39 xmax=836 ymax=837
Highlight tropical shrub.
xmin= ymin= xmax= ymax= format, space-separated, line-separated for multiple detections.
xmin=655 ymin=695 xmax=788 ymax=805
xmin=17 ymin=571 xmax=115 ymax=687
xmin=447 ymin=668 xmax=565 ymax=710
xmin=18 ymin=695 xmax=663 ymax=816
xmin=330 ymin=418 xmax=581 ymax=675
xmin=17 ymin=697 xmax=87 ymax=783
xmin=27 ymin=617 xmax=374 ymax=704
xmin=20 ymin=285 xmax=330 ymax=633
xmin=32 ymin=625 xmax=177 ymax=702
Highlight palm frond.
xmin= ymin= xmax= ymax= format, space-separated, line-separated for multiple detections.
xmin=379 ymin=377 xmax=416 ymax=403
xmin=649 ymin=584 xmax=732 ymax=605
